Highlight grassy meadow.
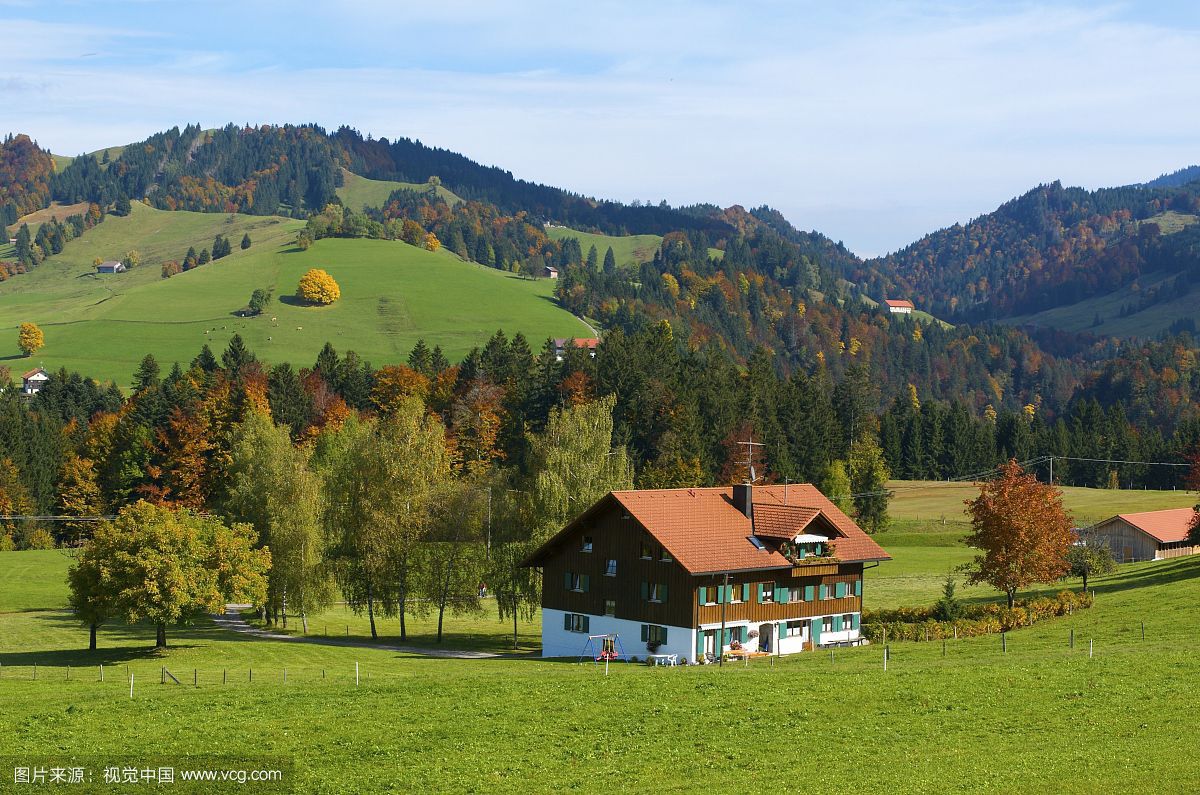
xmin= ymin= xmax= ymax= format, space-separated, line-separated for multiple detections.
xmin=0 ymin=202 xmax=589 ymax=385
xmin=335 ymin=169 xmax=462 ymax=210
xmin=2 ymin=537 xmax=1200 ymax=792
xmin=546 ymin=226 xmax=724 ymax=268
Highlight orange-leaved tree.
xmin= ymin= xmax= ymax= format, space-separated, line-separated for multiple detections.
xmin=964 ymin=459 xmax=1074 ymax=608
xmin=296 ymin=268 xmax=341 ymax=305
xmin=17 ymin=322 xmax=43 ymax=356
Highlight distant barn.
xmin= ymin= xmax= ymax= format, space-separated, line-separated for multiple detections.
xmin=884 ymin=299 xmax=914 ymax=314
xmin=95 ymin=260 xmax=127 ymax=274
xmin=1091 ymin=508 xmax=1197 ymax=562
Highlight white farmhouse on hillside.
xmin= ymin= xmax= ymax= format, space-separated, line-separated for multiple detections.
xmin=884 ymin=299 xmax=914 ymax=314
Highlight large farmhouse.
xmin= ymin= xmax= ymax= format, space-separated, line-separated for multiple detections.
xmin=1091 ymin=508 xmax=1197 ymax=562
xmin=884 ymin=299 xmax=914 ymax=314
xmin=523 ymin=484 xmax=890 ymax=661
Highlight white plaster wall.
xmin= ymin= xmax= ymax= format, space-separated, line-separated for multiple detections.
xmin=541 ymin=608 xmax=693 ymax=659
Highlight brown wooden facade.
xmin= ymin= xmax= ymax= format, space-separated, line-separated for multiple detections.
xmin=538 ymin=500 xmax=865 ymax=630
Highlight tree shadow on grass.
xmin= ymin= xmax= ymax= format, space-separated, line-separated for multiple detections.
xmin=0 ymin=610 xmax=214 ymax=667
xmin=1089 ymin=556 xmax=1200 ymax=596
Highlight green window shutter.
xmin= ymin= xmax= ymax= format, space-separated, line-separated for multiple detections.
xmin=661 ymin=627 xmax=668 ymax=644
xmin=833 ymin=616 xmax=843 ymax=631
xmin=582 ymin=616 xmax=590 ymax=633
xmin=815 ymin=543 xmax=822 ymax=555
xmin=835 ymin=582 xmax=847 ymax=598
xmin=723 ymin=628 xmax=732 ymax=646
xmin=778 ymin=623 xmax=786 ymax=641
xmin=564 ymin=571 xmax=573 ymax=590
xmin=660 ymin=583 xmax=669 ymax=603
xmin=854 ymin=579 xmax=862 ymax=597
xmin=775 ymin=584 xmax=788 ymax=603
xmin=580 ymin=575 xmax=590 ymax=593
xmin=641 ymin=625 xmax=649 ymax=642
xmin=798 ymin=547 xmax=806 ymax=560
xmin=640 ymin=581 xmax=648 ymax=601
xmin=698 ymin=586 xmax=707 ymax=606
xmin=756 ymin=583 xmax=764 ymax=603
xmin=564 ymin=614 xmax=571 ymax=631
xmin=741 ymin=583 xmax=749 ymax=602
xmin=852 ymin=614 xmax=860 ymax=630
xmin=811 ymin=619 xmax=821 ymax=645
xmin=819 ymin=584 xmax=828 ymax=600
xmin=804 ymin=585 xmax=814 ymax=601
xmin=696 ymin=631 xmax=705 ymax=656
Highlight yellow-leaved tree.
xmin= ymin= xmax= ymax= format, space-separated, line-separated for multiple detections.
xmin=17 ymin=322 xmax=43 ymax=357
xmin=296 ymin=268 xmax=341 ymax=305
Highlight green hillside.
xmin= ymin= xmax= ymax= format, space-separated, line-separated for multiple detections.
xmin=546 ymin=226 xmax=724 ymax=268
xmin=1004 ymin=268 xmax=1198 ymax=337
xmin=335 ymin=169 xmax=462 ymax=210
xmin=0 ymin=203 xmax=590 ymax=385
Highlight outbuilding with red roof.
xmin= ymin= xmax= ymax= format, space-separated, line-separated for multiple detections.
xmin=1091 ymin=508 xmax=1198 ymax=563
xmin=523 ymin=483 xmax=890 ymax=660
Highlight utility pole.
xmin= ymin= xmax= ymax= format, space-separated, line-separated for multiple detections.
xmin=1049 ymin=456 xmax=1054 ymax=485
xmin=718 ymin=572 xmax=730 ymax=668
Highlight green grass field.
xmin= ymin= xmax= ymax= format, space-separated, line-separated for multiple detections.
xmin=2 ymin=538 xmax=1199 ymax=792
xmin=546 ymin=226 xmax=724 ymax=268
xmin=335 ymin=169 xmax=462 ymax=211
xmin=0 ymin=202 xmax=590 ymax=385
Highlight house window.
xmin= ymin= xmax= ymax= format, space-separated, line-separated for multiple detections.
xmin=605 ymin=599 xmax=616 ymax=617
xmin=581 ymin=535 xmax=593 ymax=553
xmin=641 ymin=624 xmax=668 ymax=645
xmin=565 ymin=572 xmax=590 ymax=592
xmin=785 ymin=620 xmax=805 ymax=638
xmin=564 ymin=613 xmax=590 ymax=633
xmin=843 ymin=613 xmax=854 ymax=630
xmin=760 ymin=583 xmax=774 ymax=603
xmin=822 ymin=617 xmax=833 ymax=632
xmin=659 ymin=547 xmax=672 ymax=563
xmin=699 ymin=586 xmax=718 ymax=606
xmin=644 ymin=582 xmax=668 ymax=603
xmin=604 ymin=559 xmax=617 ymax=577
xmin=639 ymin=541 xmax=653 ymax=559
xmin=731 ymin=584 xmax=744 ymax=603
xmin=789 ymin=586 xmax=804 ymax=603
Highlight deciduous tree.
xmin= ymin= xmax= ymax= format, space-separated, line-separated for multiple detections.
xmin=17 ymin=322 xmax=43 ymax=357
xmin=296 ymin=268 xmax=340 ymax=305
xmin=964 ymin=460 xmax=1074 ymax=607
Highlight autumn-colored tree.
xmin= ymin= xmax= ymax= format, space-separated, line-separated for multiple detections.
xmin=371 ymin=364 xmax=431 ymax=413
xmin=296 ymin=268 xmax=340 ymax=305
xmin=0 ymin=457 xmax=34 ymax=537
xmin=67 ymin=501 xmax=270 ymax=647
xmin=964 ymin=460 xmax=1074 ymax=607
xmin=140 ymin=407 xmax=213 ymax=509
xmin=57 ymin=454 xmax=103 ymax=545
xmin=423 ymin=232 xmax=441 ymax=252
xmin=450 ymin=380 xmax=506 ymax=476
xmin=17 ymin=322 xmax=43 ymax=356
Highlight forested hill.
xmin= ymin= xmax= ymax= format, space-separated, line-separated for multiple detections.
xmin=1143 ymin=165 xmax=1200 ymax=189
xmin=841 ymin=179 xmax=1200 ymax=323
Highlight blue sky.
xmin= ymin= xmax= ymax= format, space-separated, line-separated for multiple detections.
xmin=3 ymin=1 xmax=1199 ymax=255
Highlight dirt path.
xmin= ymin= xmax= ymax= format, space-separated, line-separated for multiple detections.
xmin=211 ymin=604 xmax=502 ymax=659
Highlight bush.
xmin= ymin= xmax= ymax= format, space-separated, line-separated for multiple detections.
xmin=0 ymin=533 xmax=15 ymax=551
xmin=21 ymin=528 xmax=55 ymax=550
xmin=863 ymin=591 xmax=1091 ymax=643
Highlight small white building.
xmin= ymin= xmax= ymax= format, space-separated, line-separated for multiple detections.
xmin=21 ymin=368 xmax=49 ymax=395
xmin=96 ymin=260 xmax=127 ymax=274
xmin=543 ymin=265 xmax=559 ymax=279
xmin=884 ymin=299 xmax=914 ymax=314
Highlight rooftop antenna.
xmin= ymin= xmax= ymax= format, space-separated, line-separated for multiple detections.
xmin=738 ymin=435 xmax=765 ymax=485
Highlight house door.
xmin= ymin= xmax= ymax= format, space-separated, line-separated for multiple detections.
xmin=703 ymin=630 xmax=716 ymax=658
xmin=758 ymin=623 xmax=772 ymax=653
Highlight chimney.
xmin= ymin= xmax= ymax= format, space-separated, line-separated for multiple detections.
xmin=733 ymin=483 xmax=753 ymax=524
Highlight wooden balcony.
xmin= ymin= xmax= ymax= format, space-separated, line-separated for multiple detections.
xmin=791 ymin=563 xmax=839 ymax=577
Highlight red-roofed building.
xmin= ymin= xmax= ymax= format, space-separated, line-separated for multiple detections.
xmin=552 ymin=337 xmax=599 ymax=361
xmin=1091 ymin=508 xmax=1198 ymax=562
xmin=523 ymin=484 xmax=890 ymax=660
xmin=884 ymin=299 xmax=914 ymax=314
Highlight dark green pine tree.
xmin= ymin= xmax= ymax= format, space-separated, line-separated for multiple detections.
xmin=241 ymin=233 xmax=252 ymax=250
xmin=407 ymin=339 xmax=432 ymax=377
xmin=267 ymin=363 xmax=313 ymax=439
xmin=430 ymin=345 xmax=450 ymax=374
xmin=586 ymin=245 xmax=598 ymax=270
xmin=198 ymin=248 xmax=211 ymax=265
xmin=113 ymin=195 xmax=132 ymax=216
xmin=133 ymin=354 xmax=161 ymax=392
xmin=191 ymin=344 xmax=219 ymax=373
xmin=184 ymin=246 xmax=198 ymax=270
xmin=314 ymin=342 xmax=341 ymax=389
xmin=221 ymin=334 xmax=256 ymax=374
xmin=602 ymin=246 xmax=617 ymax=273
xmin=337 ymin=350 xmax=374 ymax=410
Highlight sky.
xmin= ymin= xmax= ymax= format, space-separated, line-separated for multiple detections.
xmin=3 ymin=1 xmax=1200 ymax=256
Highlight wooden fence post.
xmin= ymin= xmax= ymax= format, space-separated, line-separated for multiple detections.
xmin=355 ymin=662 xmax=360 ymax=686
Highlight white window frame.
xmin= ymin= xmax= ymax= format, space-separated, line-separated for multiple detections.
xmin=581 ymin=535 xmax=593 ymax=553
xmin=604 ymin=599 xmax=616 ymax=617
xmin=789 ymin=586 xmax=804 ymax=603
xmin=648 ymin=583 xmax=665 ymax=603
xmin=604 ymin=559 xmax=617 ymax=577
xmin=566 ymin=613 xmax=588 ymax=633
xmin=822 ymin=616 xmax=833 ymax=632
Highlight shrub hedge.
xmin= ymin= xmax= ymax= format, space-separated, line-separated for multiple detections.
xmin=862 ymin=590 xmax=1093 ymax=642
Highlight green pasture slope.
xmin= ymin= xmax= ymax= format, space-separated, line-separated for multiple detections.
xmin=335 ymin=169 xmax=462 ymax=211
xmin=3 ymin=519 xmax=1200 ymax=791
xmin=546 ymin=226 xmax=725 ymax=268
xmin=0 ymin=202 xmax=590 ymax=385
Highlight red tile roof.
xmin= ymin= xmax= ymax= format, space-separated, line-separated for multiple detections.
xmin=525 ymin=484 xmax=890 ymax=574
xmin=885 ymin=299 xmax=915 ymax=309
xmin=21 ymin=368 xmax=47 ymax=380
xmin=553 ymin=337 xmax=600 ymax=349
xmin=1114 ymin=508 xmax=1196 ymax=544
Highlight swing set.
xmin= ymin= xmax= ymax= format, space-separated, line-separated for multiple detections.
xmin=578 ymin=633 xmax=628 ymax=664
